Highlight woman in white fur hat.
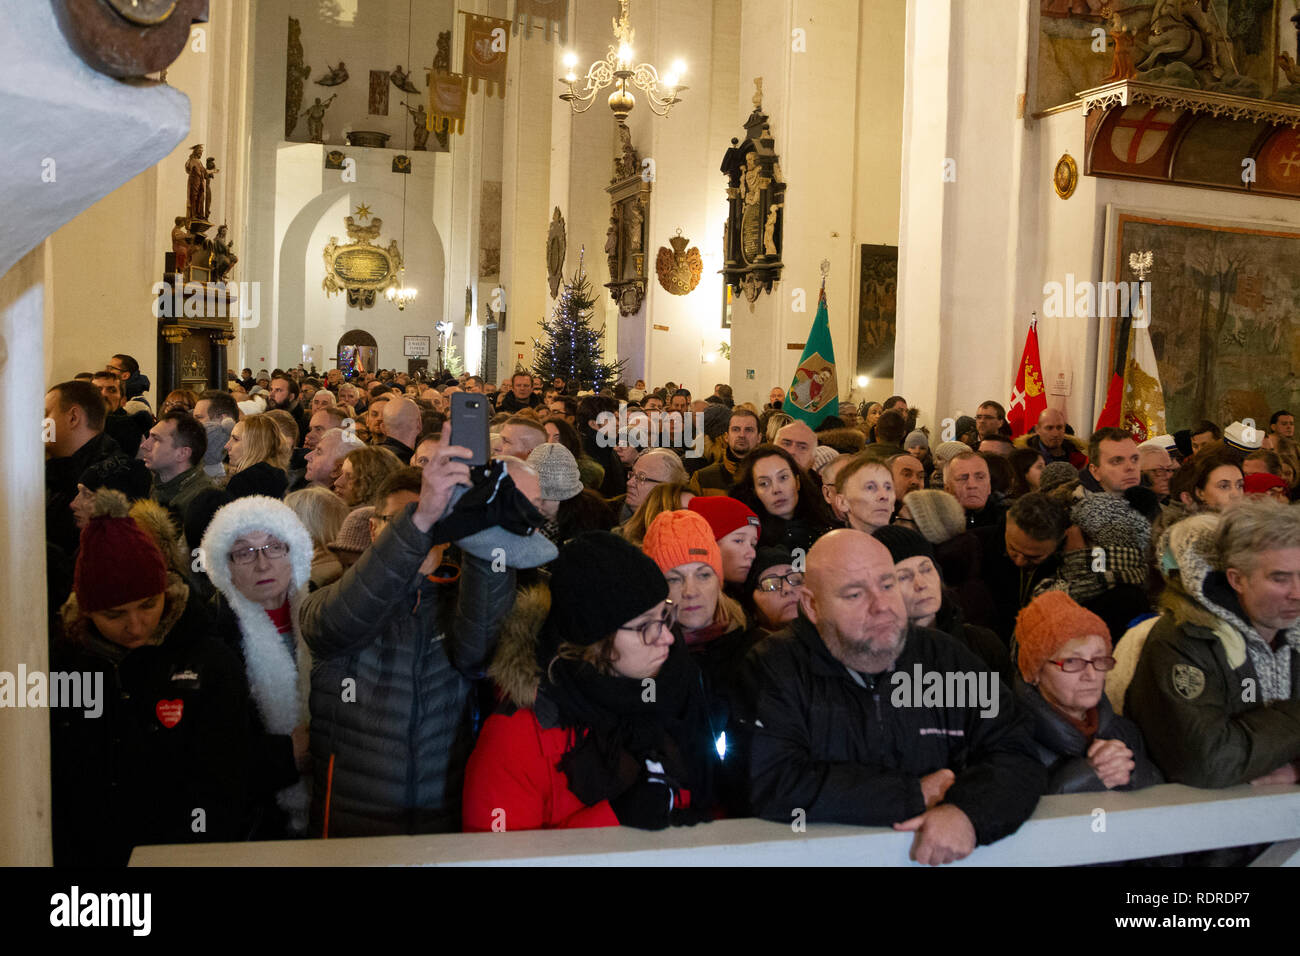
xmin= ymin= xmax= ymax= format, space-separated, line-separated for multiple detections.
xmin=201 ymin=494 xmax=314 ymax=838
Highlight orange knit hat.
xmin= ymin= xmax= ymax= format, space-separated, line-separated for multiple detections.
xmin=1015 ymin=590 xmax=1111 ymax=682
xmin=642 ymin=509 xmax=723 ymax=580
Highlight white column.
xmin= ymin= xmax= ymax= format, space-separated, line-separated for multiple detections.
xmin=0 ymin=0 xmax=189 ymax=865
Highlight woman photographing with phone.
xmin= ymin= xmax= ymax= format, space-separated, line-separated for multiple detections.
xmin=462 ymin=532 xmax=721 ymax=831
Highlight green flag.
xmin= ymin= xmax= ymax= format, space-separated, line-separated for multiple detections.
xmin=785 ymin=287 xmax=838 ymax=428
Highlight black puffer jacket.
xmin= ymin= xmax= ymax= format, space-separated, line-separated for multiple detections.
xmin=51 ymin=577 xmax=250 ymax=866
xmin=932 ymin=594 xmax=1013 ymax=684
xmin=300 ymin=502 xmax=515 ymax=837
xmin=737 ymin=616 xmax=1045 ymax=844
xmin=1013 ymin=676 xmax=1163 ymax=794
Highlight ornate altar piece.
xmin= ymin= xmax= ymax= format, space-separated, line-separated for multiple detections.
xmin=156 ymin=143 xmax=237 ymax=397
xmin=720 ymin=78 xmax=786 ymax=310
xmin=656 ymin=229 xmax=702 ymax=295
xmin=547 ymin=207 xmax=567 ymax=298
xmin=322 ymin=205 xmax=405 ymax=309
xmin=605 ymin=120 xmax=651 ymax=316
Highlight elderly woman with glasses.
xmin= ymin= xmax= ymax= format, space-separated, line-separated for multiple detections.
xmin=1013 ymin=592 xmax=1161 ymax=794
xmin=202 ymin=495 xmax=316 ymax=838
xmin=742 ymin=546 xmax=804 ymax=636
xmin=463 ymin=532 xmax=721 ymax=831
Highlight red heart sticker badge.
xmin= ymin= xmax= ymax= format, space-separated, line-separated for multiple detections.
xmin=156 ymin=699 xmax=184 ymax=728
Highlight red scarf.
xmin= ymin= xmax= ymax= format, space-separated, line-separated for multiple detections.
xmin=265 ymin=600 xmax=292 ymax=635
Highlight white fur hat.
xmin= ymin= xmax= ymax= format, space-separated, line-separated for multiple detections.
xmin=200 ymin=495 xmax=315 ymax=833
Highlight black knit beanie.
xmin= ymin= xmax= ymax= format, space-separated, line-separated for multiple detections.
xmin=546 ymin=531 xmax=668 ymax=647
xmin=872 ymin=524 xmax=936 ymax=565
xmin=744 ymin=545 xmax=796 ymax=595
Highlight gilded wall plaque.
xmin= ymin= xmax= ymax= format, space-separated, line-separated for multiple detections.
xmin=656 ymin=230 xmax=703 ymax=296
xmin=322 ymin=206 xmax=404 ymax=309
xmin=1054 ymin=153 xmax=1078 ymax=199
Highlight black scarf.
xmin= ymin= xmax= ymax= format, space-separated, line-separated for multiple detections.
xmin=542 ymin=637 xmax=718 ymax=810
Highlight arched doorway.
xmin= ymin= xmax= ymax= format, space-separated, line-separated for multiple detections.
xmin=337 ymin=329 xmax=378 ymax=378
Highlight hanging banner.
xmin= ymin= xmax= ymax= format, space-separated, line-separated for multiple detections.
xmin=513 ymin=0 xmax=567 ymax=42
xmin=427 ymin=70 xmax=468 ymax=135
xmin=462 ymin=12 xmax=510 ymax=98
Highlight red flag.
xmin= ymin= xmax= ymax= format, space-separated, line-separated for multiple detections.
xmin=1007 ymin=317 xmax=1048 ymax=437
xmin=1095 ymin=371 xmax=1123 ymax=431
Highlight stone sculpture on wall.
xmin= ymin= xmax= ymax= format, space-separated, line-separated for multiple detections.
xmin=605 ymin=120 xmax=651 ymax=316
xmin=721 ymin=78 xmax=786 ymax=310
xmin=286 ymin=17 xmax=310 ymax=137
xmin=547 ymin=207 xmax=567 ymax=298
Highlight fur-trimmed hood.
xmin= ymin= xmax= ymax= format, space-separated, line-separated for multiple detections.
xmin=1014 ymin=432 xmax=1087 ymax=455
xmin=488 ymin=581 xmax=552 ymax=710
xmin=200 ymin=494 xmax=314 ymax=832
xmin=60 ymin=571 xmax=190 ymax=651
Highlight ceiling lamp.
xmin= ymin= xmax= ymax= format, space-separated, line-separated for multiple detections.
xmin=559 ymin=0 xmax=686 ymax=119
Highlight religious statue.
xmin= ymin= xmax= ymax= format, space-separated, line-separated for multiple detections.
xmin=403 ymin=101 xmax=430 ymax=150
xmin=301 ymin=94 xmax=337 ymax=144
xmin=316 ymin=61 xmax=349 ymax=86
xmin=390 ymin=64 xmax=421 ymax=94
xmin=203 ymin=156 xmax=218 ymax=222
xmin=434 ymin=31 xmax=452 ymax=72
xmin=614 ymin=122 xmax=637 ymax=180
xmin=605 ymin=214 xmax=620 ymax=279
xmin=739 ymin=152 xmax=762 ymax=206
xmin=210 ymin=225 xmax=238 ymax=283
xmin=171 ymin=217 xmax=191 ymax=273
xmin=763 ymin=203 xmax=782 ymax=257
xmin=184 ymin=144 xmax=207 ymax=222
xmin=626 ymin=200 xmax=643 ymax=255
xmin=546 ymin=207 xmax=567 ymax=298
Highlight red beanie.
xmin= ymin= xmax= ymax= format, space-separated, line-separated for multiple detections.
xmin=689 ymin=495 xmax=760 ymax=541
xmin=1014 ymin=591 xmax=1110 ymax=682
xmin=75 ymin=512 xmax=168 ymax=614
xmin=643 ymin=510 xmax=723 ymax=580
xmin=1244 ymin=472 xmax=1288 ymax=496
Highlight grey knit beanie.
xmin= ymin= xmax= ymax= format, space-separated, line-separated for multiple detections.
xmin=204 ymin=419 xmax=234 ymax=467
xmin=528 ymin=442 xmax=583 ymax=501
xmin=1039 ymin=461 xmax=1080 ymax=495
xmin=1070 ymin=492 xmax=1152 ymax=554
xmin=903 ymin=489 xmax=967 ymax=544
xmin=933 ymin=440 xmax=970 ymax=465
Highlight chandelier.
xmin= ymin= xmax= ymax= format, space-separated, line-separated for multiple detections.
xmin=386 ymin=265 xmax=417 ymax=310
xmin=559 ymin=0 xmax=686 ymax=119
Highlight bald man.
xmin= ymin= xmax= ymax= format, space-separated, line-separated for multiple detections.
xmin=775 ymin=421 xmax=818 ymax=472
xmin=381 ymin=396 xmax=422 ymax=464
xmin=1018 ymin=407 xmax=1088 ymax=469
xmin=738 ymin=529 xmax=1043 ymax=865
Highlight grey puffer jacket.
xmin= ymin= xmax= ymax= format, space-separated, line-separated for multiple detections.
xmin=300 ymin=502 xmax=515 ymax=837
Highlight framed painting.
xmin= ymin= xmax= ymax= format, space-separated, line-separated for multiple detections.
xmin=1099 ymin=206 xmax=1300 ymax=430
xmin=858 ymin=244 xmax=898 ymax=380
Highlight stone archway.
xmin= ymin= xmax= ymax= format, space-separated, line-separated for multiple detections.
xmin=337 ymin=329 xmax=378 ymax=376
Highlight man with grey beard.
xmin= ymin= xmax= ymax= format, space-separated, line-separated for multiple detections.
xmin=737 ymin=529 xmax=1044 ymax=864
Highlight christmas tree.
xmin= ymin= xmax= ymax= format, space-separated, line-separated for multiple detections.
xmin=443 ymin=340 xmax=465 ymax=376
xmin=532 ymin=256 xmax=626 ymax=391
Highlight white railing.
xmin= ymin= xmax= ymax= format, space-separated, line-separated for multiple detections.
xmin=130 ymin=783 xmax=1300 ymax=867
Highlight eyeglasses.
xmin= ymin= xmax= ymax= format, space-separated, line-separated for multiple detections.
xmin=757 ymin=572 xmax=805 ymax=592
xmin=628 ymin=471 xmax=663 ymax=486
xmin=1047 ymin=656 xmax=1116 ymax=673
xmin=228 ymin=541 xmax=289 ymax=565
xmin=621 ymin=601 xmax=677 ymax=644
xmin=1144 ymin=466 xmax=1177 ymax=476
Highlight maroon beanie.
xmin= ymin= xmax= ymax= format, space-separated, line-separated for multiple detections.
xmin=688 ymin=495 xmax=760 ymax=541
xmin=75 ymin=512 xmax=168 ymax=614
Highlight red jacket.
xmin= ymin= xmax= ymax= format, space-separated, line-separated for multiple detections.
xmin=462 ymin=708 xmax=619 ymax=831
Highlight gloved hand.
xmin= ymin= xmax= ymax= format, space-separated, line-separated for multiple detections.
xmin=610 ymin=770 xmax=674 ymax=830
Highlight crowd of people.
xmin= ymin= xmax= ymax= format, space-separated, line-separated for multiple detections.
xmin=42 ymin=356 xmax=1300 ymax=865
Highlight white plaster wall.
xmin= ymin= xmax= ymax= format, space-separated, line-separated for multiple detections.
xmin=41 ymin=5 xmax=248 ymax=394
